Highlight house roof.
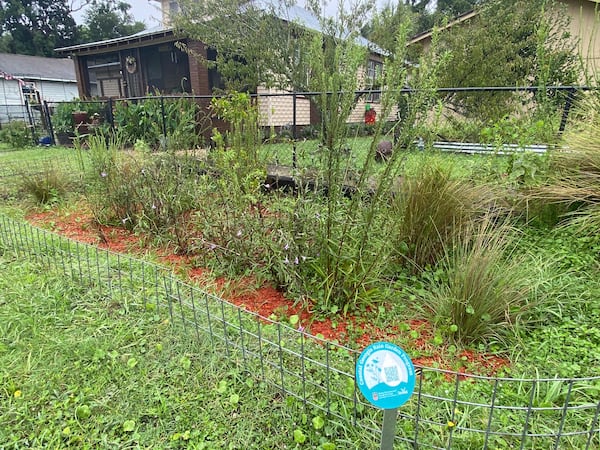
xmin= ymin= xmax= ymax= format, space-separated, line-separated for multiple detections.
xmin=0 ymin=53 xmax=76 ymax=82
xmin=56 ymin=5 xmax=384 ymax=56
xmin=408 ymin=9 xmax=478 ymax=45
xmin=55 ymin=26 xmax=174 ymax=55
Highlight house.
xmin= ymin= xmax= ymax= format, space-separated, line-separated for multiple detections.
xmin=0 ymin=53 xmax=78 ymax=123
xmin=55 ymin=2 xmax=388 ymax=129
xmin=408 ymin=0 xmax=600 ymax=80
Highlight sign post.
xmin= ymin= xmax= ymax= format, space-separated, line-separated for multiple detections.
xmin=355 ymin=342 xmax=416 ymax=450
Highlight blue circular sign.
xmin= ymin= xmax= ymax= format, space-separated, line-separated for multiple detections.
xmin=356 ymin=342 xmax=416 ymax=409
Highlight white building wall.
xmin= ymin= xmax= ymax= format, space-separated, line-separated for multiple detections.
xmin=1 ymin=78 xmax=78 ymax=124
xmin=0 ymin=79 xmax=26 ymax=123
xmin=0 ymin=79 xmax=23 ymax=105
xmin=35 ymin=80 xmax=79 ymax=102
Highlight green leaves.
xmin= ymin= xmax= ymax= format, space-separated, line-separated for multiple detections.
xmin=122 ymin=419 xmax=136 ymax=432
xmin=293 ymin=428 xmax=307 ymax=444
xmin=75 ymin=405 xmax=92 ymax=420
xmin=312 ymin=415 xmax=325 ymax=430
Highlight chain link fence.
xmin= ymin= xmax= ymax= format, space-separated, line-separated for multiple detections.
xmin=1 ymin=213 xmax=598 ymax=449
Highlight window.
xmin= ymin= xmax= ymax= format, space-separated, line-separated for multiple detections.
xmin=207 ymin=48 xmax=225 ymax=92
xmin=366 ymin=59 xmax=383 ymax=103
xmin=86 ymin=53 xmax=121 ymax=98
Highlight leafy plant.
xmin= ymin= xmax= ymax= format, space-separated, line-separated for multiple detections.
xmin=0 ymin=121 xmax=32 ymax=149
xmin=504 ymin=151 xmax=549 ymax=186
xmin=52 ymin=100 xmax=106 ymax=135
xmin=113 ymin=94 xmax=203 ymax=150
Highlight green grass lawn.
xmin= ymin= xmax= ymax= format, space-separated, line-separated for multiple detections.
xmin=260 ymin=137 xmax=501 ymax=180
xmin=0 ymin=255 xmax=375 ymax=449
xmin=2 ymin=142 xmax=600 ymax=448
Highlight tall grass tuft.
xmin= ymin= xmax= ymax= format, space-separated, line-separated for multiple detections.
xmin=20 ymin=164 xmax=71 ymax=204
xmin=417 ymin=216 xmax=536 ymax=345
xmin=529 ymin=98 xmax=600 ymax=233
xmin=392 ymin=161 xmax=501 ymax=271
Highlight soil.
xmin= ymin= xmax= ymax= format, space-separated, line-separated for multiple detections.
xmin=26 ymin=208 xmax=509 ymax=378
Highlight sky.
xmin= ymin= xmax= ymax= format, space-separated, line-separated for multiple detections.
xmin=72 ymin=1 xmax=162 ymax=27
xmin=123 ymin=0 xmax=162 ymax=26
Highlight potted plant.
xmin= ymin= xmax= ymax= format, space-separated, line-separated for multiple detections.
xmin=53 ymin=102 xmax=78 ymax=146
xmin=52 ymin=100 xmax=107 ymax=145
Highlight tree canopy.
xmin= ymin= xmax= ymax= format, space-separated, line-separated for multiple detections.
xmin=435 ymin=0 xmax=579 ymax=120
xmin=0 ymin=0 xmax=147 ymax=57
xmin=79 ymin=0 xmax=146 ymax=43
xmin=0 ymin=0 xmax=79 ymax=56
xmin=173 ymin=0 xmax=373 ymax=93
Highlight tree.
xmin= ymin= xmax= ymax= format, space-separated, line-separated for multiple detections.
xmin=436 ymin=0 xmax=579 ymax=121
xmin=0 ymin=0 xmax=79 ymax=56
xmin=173 ymin=0 xmax=344 ymax=93
xmin=362 ymin=2 xmax=416 ymax=54
xmin=79 ymin=0 xmax=145 ymax=43
xmin=436 ymin=0 xmax=482 ymax=17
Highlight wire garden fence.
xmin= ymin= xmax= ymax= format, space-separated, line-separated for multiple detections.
xmin=0 ymin=213 xmax=599 ymax=449
xmin=1 ymin=85 xmax=590 ymax=153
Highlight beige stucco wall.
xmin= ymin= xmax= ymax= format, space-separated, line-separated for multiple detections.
xmin=257 ymin=87 xmax=312 ymax=126
xmin=256 ymin=88 xmax=397 ymax=127
xmin=566 ymin=0 xmax=600 ymax=79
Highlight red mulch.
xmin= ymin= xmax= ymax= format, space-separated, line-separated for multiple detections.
xmin=25 ymin=209 xmax=509 ymax=377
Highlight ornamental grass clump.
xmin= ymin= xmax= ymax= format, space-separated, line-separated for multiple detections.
xmin=418 ymin=216 xmax=536 ymax=346
xmin=20 ymin=163 xmax=71 ymax=205
xmin=392 ymin=161 xmax=502 ymax=271
xmin=528 ymin=97 xmax=600 ymax=233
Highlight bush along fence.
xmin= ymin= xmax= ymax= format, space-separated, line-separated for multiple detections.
xmin=1 ymin=213 xmax=599 ymax=449
xmin=0 ymin=85 xmax=592 ymax=152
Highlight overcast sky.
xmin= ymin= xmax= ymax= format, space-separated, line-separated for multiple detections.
xmin=72 ymin=1 xmax=162 ymax=27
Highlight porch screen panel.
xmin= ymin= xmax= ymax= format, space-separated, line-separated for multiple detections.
xmin=100 ymin=79 xmax=122 ymax=98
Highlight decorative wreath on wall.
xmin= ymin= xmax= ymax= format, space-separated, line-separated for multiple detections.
xmin=125 ymin=56 xmax=137 ymax=74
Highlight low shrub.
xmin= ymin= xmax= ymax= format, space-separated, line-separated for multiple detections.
xmin=0 ymin=121 xmax=32 ymax=149
xmin=82 ymin=133 xmax=202 ymax=251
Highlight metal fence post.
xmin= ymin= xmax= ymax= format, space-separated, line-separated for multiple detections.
xmin=107 ymin=97 xmax=114 ymax=131
xmin=559 ymin=87 xmax=576 ymax=133
xmin=292 ymin=92 xmax=297 ymax=170
xmin=160 ymin=96 xmax=167 ymax=140
xmin=44 ymin=101 xmax=56 ymax=146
